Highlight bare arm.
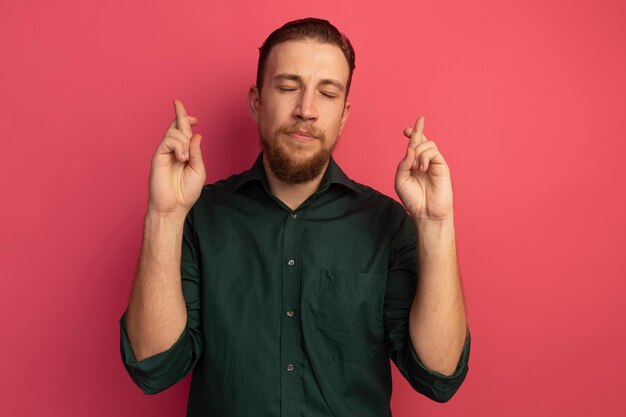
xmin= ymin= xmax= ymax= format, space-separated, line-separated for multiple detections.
xmin=125 ymin=212 xmax=188 ymax=361
xmin=124 ymin=100 xmax=205 ymax=361
xmin=395 ymin=117 xmax=467 ymax=376
xmin=409 ymin=218 xmax=466 ymax=375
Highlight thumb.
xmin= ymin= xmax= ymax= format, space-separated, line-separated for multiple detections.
xmin=188 ymin=133 xmax=205 ymax=174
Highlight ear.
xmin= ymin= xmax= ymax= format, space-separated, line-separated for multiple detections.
xmin=338 ymin=101 xmax=351 ymax=135
xmin=248 ymin=85 xmax=260 ymax=123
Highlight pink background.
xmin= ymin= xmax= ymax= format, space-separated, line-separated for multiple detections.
xmin=1 ymin=0 xmax=625 ymax=416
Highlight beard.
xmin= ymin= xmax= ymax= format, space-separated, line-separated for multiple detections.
xmin=260 ymin=122 xmax=336 ymax=185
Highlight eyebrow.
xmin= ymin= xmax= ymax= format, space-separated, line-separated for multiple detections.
xmin=273 ymin=73 xmax=345 ymax=91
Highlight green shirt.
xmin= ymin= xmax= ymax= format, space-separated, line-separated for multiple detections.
xmin=120 ymin=154 xmax=470 ymax=417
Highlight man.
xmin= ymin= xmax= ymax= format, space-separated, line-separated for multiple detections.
xmin=120 ymin=18 xmax=470 ymax=416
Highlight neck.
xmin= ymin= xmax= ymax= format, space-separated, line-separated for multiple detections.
xmin=262 ymin=155 xmax=329 ymax=211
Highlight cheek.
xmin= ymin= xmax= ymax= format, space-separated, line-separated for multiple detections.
xmin=258 ymin=108 xmax=276 ymax=130
xmin=321 ymin=101 xmax=346 ymax=123
xmin=324 ymin=112 xmax=345 ymax=133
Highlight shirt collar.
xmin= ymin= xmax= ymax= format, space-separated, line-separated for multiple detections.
xmin=234 ymin=152 xmax=361 ymax=194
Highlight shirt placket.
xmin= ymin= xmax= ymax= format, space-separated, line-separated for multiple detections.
xmin=280 ymin=209 xmax=304 ymax=416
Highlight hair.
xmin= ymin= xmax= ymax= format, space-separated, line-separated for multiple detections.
xmin=256 ymin=18 xmax=356 ymax=96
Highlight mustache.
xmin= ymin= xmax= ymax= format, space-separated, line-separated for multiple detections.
xmin=277 ymin=123 xmax=325 ymax=140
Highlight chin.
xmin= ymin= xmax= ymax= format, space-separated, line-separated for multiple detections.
xmin=262 ymin=140 xmax=332 ymax=185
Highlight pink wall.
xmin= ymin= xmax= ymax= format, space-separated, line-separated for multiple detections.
xmin=1 ymin=0 xmax=625 ymax=416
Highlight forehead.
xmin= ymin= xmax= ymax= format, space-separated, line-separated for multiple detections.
xmin=264 ymin=39 xmax=350 ymax=85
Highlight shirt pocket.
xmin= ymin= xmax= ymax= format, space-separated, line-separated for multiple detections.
xmin=316 ymin=269 xmax=386 ymax=363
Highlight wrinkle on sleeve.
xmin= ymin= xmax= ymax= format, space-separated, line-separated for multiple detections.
xmin=384 ymin=202 xmax=470 ymax=403
xmin=119 ymin=209 xmax=204 ymax=394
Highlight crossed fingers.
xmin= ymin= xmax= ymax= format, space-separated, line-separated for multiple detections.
xmin=161 ymin=99 xmax=197 ymax=162
xmin=403 ymin=117 xmax=442 ymax=172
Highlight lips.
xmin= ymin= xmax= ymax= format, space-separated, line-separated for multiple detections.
xmin=278 ymin=124 xmax=324 ymax=142
xmin=287 ymin=130 xmax=317 ymax=141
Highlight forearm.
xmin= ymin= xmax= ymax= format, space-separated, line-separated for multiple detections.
xmin=409 ymin=217 xmax=467 ymax=376
xmin=125 ymin=211 xmax=188 ymax=361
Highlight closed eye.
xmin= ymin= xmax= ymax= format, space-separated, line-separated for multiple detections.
xmin=277 ymin=86 xmax=298 ymax=92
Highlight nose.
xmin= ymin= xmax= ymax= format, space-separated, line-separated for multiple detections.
xmin=293 ymin=89 xmax=318 ymax=121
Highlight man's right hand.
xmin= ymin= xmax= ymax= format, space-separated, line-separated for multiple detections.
xmin=148 ymin=100 xmax=206 ymax=217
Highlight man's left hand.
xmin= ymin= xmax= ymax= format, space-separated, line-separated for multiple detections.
xmin=395 ymin=117 xmax=454 ymax=222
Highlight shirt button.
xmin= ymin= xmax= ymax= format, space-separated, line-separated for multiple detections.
xmin=290 ymin=213 xmax=298 ymax=219
xmin=287 ymin=259 xmax=295 ymax=266
xmin=287 ymin=363 xmax=295 ymax=372
xmin=287 ymin=310 xmax=294 ymax=317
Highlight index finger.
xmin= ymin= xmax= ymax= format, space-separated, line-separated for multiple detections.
xmin=174 ymin=99 xmax=193 ymax=138
xmin=409 ymin=116 xmax=425 ymax=148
